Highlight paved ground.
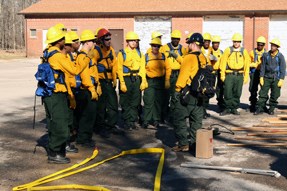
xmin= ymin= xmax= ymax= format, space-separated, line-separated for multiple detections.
xmin=0 ymin=57 xmax=287 ymax=191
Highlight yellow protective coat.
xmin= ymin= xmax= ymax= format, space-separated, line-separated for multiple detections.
xmin=220 ymin=46 xmax=250 ymax=81
xmin=117 ymin=47 xmax=146 ymax=83
xmin=249 ymin=48 xmax=266 ymax=70
xmin=145 ymin=52 xmax=171 ymax=81
xmin=162 ymin=43 xmax=185 ymax=70
xmin=48 ymin=46 xmax=88 ymax=93
xmin=201 ymin=46 xmax=212 ymax=65
xmin=211 ymin=48 xmax=223 ymax=71
xmin=92 ymin=45 xmax=117 ymax=82
xmin=175 ymin=51 xmax=208 ymax=92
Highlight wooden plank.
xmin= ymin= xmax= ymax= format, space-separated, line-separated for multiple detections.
xmin=277 ymin=115 xmax=287 ymax=118
xmin=227 ymin=143 xmax=287 ymax=147
xmin=247 ymin=132 xmax=287 ymax=136
xmin=231 ymin=127 xmax=287 ymax=132
xmin=277 ymin=109 xmax=287 ymax=113
xmin=253 ymin=124 xmax=287 ymax=127
xmin=234 ymin=137 xmax=287 ymax=141
xmin=262 ymin=118 xmax=287 ymax=124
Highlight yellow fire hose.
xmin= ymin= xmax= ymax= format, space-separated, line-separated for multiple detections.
xmin=13 ymin=148 xmax=165 ymax=191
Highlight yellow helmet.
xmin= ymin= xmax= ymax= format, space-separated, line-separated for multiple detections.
xmin=171 ymin=30 xmax=181 ymax=38
xmin=232 ymin=33 xmax=243 ymax=41
xmin=151 ymin=31 xmax=163 ymax=39
xmin=64 ymin=33 xmax=73 ymax=44
xmin=256 ymin=36 xmax=266 ymax=44
xmin=212 ymin=35 xmax=221 ymax=43
xmin=68 ymin=31 xmax=79 ymax=41
xmin=45 ymin=26 xmax=65 ymax=44
xmin=270 ymin=38 xmax=281 ymax=47
xmin=203 ymin=33 xmax=212 ymax=41
xmin=54 ymin=23 xmax=67 ymax=32
xmin=80 ymin=30 xmax=95 ymax=42
xmin=94 ymin=27 xmax=103 ymax=37
xmin=126 ymin=31 xmax=140 ymax=41
xmin=150 ymin=38 xmax=162 ymax=46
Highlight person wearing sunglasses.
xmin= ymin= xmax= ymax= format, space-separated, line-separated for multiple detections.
xmin=117 ymin=31 xmax=147 ymax=131
xmin=248 ymin=36 xmax=267 ymax=112
xmin=143 ymin=38 xmax=171 ymax=129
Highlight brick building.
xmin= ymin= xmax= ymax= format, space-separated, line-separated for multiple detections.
xmin=20 ymin=0 xmax=287 ymax=57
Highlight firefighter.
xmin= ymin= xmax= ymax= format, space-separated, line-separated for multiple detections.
xmin=117 ymin=31 xmax=147 ymax=130
xmin=44 ymin=26 xmax=89 ymax=163
xmin=248 ymin=36 xmax=267 ymax=112
xmin=143 ymin=38 xmax=171 ymax=128
xmin=92 ymin=28 xmax=121 ymax=138
xmin=74 ymin=30 xmax=100 ymax=148
xmin=210 ymin=35 xmax=224 ymax=110
xmin=162 ymin=30 xmax=185 ymax=123
xmin=146 ymin=31 xmax=164 ymax=53
xmin=220 ymin=33 xmax=250 ymax=116
xmin=254 ymin=38 xmax=286 ymax=115
xmin=201 ymin=32 xmax=213 ymax=118
xmin=171 ymin=33 xmax=205 ymax=152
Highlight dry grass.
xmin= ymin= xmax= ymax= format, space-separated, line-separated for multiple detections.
xmin=0 ymin=49 xmax=26 ymax=59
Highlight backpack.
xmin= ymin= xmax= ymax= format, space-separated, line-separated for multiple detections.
xmin=35 ymin=50 xmax=65 ymax=97
xmin=145 ymin=52 xmax=165 ymax=64
xmin=120 ymin=48 xmax=142 ymax=73
xmin=68 ymin=52 xmax=82 ymax=89
xmin=167 ymin=43 xmax=183 ymax=56
xmin=251 ymin=48 xmax=267 ymax=73
xmin=189 ymin=52 xmax=217 ymax=99
xmin=226 ymin=46 xmax=245 ymax=70
xmin=265 ymin=51 xmax=282 ymax=78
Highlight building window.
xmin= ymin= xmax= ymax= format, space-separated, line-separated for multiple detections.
xmin=30 ymin=29 xmax=36 ymax=38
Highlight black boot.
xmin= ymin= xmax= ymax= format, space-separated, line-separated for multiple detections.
xmin=48 ymin=150 xmax=70 ymax=164
xmin=66 ymin=143 xmax=79 ymax=153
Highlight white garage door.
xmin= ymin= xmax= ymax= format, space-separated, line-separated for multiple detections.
xmin=42 ymin=29 xmax=48 ymax=51
xmin=203 ymin=16 xmax=244 ymax=51
xmin=269 ymin=15 xmax=287 ymax=58
xmin=134 ymin=16 xmax=171 ymax=54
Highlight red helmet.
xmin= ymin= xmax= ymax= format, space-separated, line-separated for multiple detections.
xmin=97 ymin=28 xmax=111 ymax=39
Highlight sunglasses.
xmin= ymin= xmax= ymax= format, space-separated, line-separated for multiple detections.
xmin=151 ymin=45 xmax=160 ymax=48
xmin=104 ymin=38 xmax=111 ymax=41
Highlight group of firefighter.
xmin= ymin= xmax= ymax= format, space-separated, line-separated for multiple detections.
xmin=42 ymin=23 xmax=285 ymax=163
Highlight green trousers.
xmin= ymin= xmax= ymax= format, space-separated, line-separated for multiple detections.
xmin=119 ymin=76 xmax=141 ymax=127
xmin=215 ymin=71 xmax=224 ymax=108
xmin=43 ymin=92 xmax=69 ymax=154
xmin=74 ymin=89 xmax=97 ymax=144
xmin=223 ymin=74 xmax=244 ymax=110
xmin=170 ymin=93 xmax=203 ymax=146
xmin=249 ymin=70 xmax=260 ymax=107
xmin=257 ymin=78 xmax=281 ymax=111
xmin=95 ymin=79 xmax=118 ymax=131
xmin=143 ymin=77 xmax=164 ymax=126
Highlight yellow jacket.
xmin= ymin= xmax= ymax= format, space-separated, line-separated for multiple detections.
xmin=145 ymin=52 xmax=171 ymax=81
xmin=162 ymin=43 xmax=185 ymax=70
xmin=76 ymin=49 xmax=98 ymax=92
xmin=249 ymin=48 xmax=266 ymax=70
xmin=201 ymin=46 xmax=212 ymax=65
xmin=48 ymin=46 xmax=88 ymax=93
xmin=117 ymin=47 xmax=146 ymax=83
xmin=211 ymin=48 xmax=223 ymax=71
xmin=220 ymin=46 xmax=250 ymax=80
xmin=175 ymin=51 xmax=207 ymax=92
xmin=92 ymin=45 xmax=117 ymax=81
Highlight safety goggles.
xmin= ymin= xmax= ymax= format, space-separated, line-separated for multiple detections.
xmin=151 ymin=45 xmax=160 ymax=48
xmin=104 ymin=38 xmax=111 ymax=41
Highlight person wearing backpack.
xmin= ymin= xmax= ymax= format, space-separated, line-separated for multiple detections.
xmin=254 ymin=39 xmax=286 ymax=115
xmin=248 ymin=36 xmax=267 ymax=112
xmin=171 ymin=33 xmax=205 ymax=152
xmin=74 ymin=30 xmax=100 ymax=148
xmin=117 ymin=31 xmax=147 ymax=130
xmin=219 ymin=33 xmax=250 ymax=116
xmin=92 ymin=28 xmax=121 ymax=138
xmin=143 ymin=38 xmax=171 ymax=129
xmin=210 ymin=35 xmax=224 ymax=111
xmin=162 ymin=30 xmax=185 ymax=123
xmin=41 ymin=26 xmax=90 ymax=164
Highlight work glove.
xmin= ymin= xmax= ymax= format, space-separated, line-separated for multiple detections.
xmin=209 ymin=54 xmax=218 ymax=61
xmin=87 ymin=49 xmax=95 ymax=59
xmin=140 ymin=80 xmax=148 ymax=91
xmin=243 ymin=76 xmax=248 ymax=84
xmin=96 ymin=84 xmax=102 ymax=97
xmin=120 ymin=81 xmax=127 ymax=93
xmin=278 ymin=79 xmax=284 ymax=88
xmin=260 ymin=77 xmax=264 ymax=86
xmin=112 ymin=78 xmax=117 ymax=88
xmin=220 ymin=75 xmax=225 ymax=82
xmin=250 ymin=62 xmax=258 ymax=68
xmin=68 ymin=95 xmax=76 ymax=109
xmin=90 ymin=89 xmax=98 ymax=100
xmin=168 ymin=51 xmax=178 ymax=59
xmin=165 ymin=80 xmax=171 ymax=89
